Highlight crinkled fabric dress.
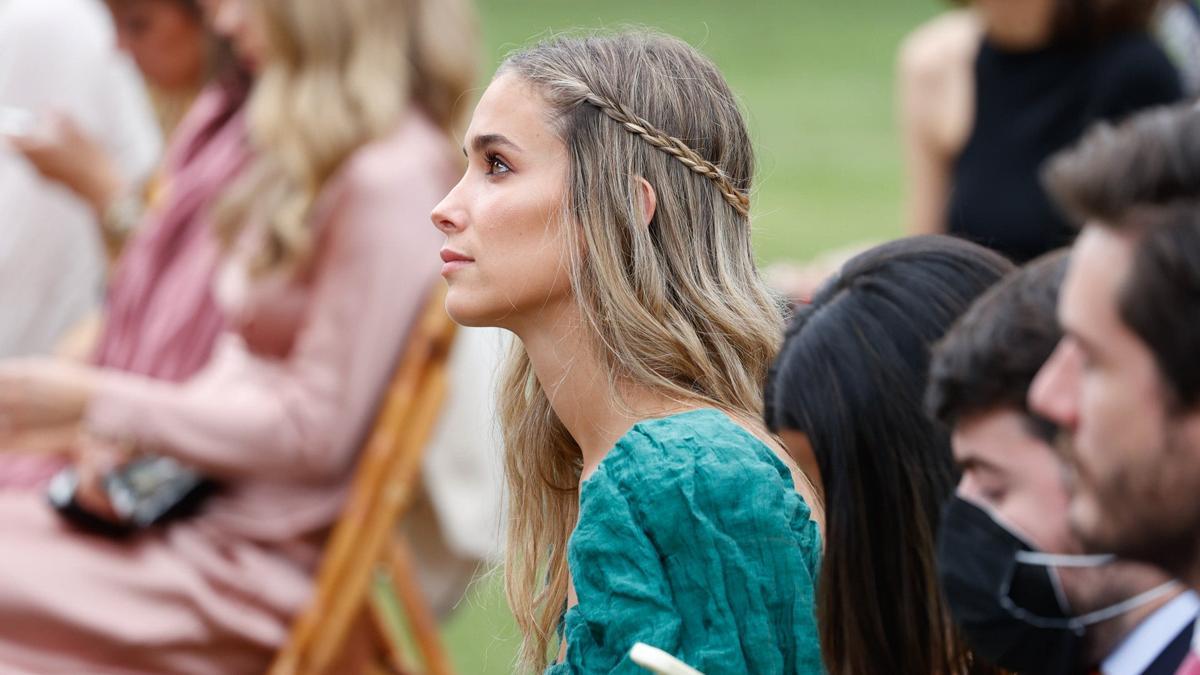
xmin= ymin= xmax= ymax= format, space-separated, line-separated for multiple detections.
xmin=547 ymin=409 xmax=824 ymax=674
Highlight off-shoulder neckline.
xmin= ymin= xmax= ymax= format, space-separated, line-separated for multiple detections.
xmin=580 ymin=408 xmax=790 ymax=490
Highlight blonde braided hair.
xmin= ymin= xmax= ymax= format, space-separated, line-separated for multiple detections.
xmin=496 ymin=31 xmax=781 ymax=672
xmin=582 ymin=89 xmax=751 ymax=217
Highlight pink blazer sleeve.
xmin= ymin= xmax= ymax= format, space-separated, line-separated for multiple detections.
xmin=85 ymin=127 xmax=447 ymax=481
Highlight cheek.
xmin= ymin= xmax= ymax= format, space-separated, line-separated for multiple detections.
xmin=1077 ymin=372 xmax=1149 ymax=462
xmin=481 ymin=208 xmax=571 ymax=296
xmin=997 ymin=472 xmax=1074 ymax=555
xmin=445 ymin=190 xmax=572 ymax=326
xmin=139 ymin=18 xmax=203 ymax=85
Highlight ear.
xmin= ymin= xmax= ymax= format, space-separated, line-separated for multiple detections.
xmin=635 ymin=176 xmax=657 ymax=228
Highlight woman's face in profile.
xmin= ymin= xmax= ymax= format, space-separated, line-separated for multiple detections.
xmin=431 ymin=73 xmax=574 ymax=332
xmin=106 ymin=0 xmax=207 ymax=90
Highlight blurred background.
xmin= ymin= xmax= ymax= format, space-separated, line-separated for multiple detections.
xmin=442 ymin=1 xmax=939 ymax=671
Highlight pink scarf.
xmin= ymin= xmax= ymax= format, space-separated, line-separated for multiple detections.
xmin=92 ymin=82 xmax=251 ymax=381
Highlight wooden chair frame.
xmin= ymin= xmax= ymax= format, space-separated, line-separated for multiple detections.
xmin=271 ymin=286 xmax=457 ymax=675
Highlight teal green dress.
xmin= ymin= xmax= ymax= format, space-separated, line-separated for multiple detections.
xmin=546 ymin=409 xmax=823 ymax=674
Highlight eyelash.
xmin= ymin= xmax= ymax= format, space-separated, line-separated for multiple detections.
xmin=484 ymin=152 xmax=511 ymax=177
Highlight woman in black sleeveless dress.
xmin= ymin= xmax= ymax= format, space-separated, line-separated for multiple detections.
xmin=900 ymin=0 xmax=1183 ymax=262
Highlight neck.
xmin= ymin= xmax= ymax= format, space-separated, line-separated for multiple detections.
xmin=1083 ymin=587 xmax=1177 ymax=667
xmin=976 ymin=0 xmax=1057 ymax=50
xmin=514 ymin=305 xmax=684 ymax=480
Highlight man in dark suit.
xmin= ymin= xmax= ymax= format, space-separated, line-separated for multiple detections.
xmin=927 ymin=250 xmax=1195 ymax=675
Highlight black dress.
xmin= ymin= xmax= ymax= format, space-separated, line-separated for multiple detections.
xmin=947 ymin=32 xmax=1183 ymax=263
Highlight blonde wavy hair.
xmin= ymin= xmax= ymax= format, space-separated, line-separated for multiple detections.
xmin=496 ymin=31 xmax=785 ymax=672
xmin=216 ymin=0 xmax=477 ymax=272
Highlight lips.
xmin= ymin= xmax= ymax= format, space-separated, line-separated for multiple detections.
xmin=440 ymin=248 xmax=474 ymax=276
xmin=440 ymin=248 xmax=474 ymax=264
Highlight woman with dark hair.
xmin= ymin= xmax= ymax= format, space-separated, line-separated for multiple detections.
xmin=765 ymin=235 xmax=1014 ymax=674
xmin=899 ymin=0 xmax=1184 ymax=262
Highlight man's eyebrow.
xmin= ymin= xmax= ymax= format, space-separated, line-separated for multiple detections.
xmin=463 ymin=133 xmax=522 ymax=156
xmin=956 ymin=453 xmax=1002 ymax=475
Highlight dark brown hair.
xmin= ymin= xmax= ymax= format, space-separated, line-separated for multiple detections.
xmin=765 ymin=235 xmax=1013 ymax=675
xmin=927 ymin=250 xmax=1069 ymax=440
xmin=951 ymin=0 xmax=1159 ymax=46
xmin=1043 ymin=104 xmax=1200 ymax=408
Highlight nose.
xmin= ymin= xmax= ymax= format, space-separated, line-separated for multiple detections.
xmin=1029 ymin=339 xmax=1081 ymax=432
xmin=955 ymin=473 xmax=985 ymax=507
xmin=430 ymin=176 xmax=468 ymax=235
xmin=209 ymin=0 xmax=241 ymax=40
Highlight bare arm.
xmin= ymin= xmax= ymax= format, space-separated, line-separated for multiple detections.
xmin=897 ymin=11 xmax=979 ymax=235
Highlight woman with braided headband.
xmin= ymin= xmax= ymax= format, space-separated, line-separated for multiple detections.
xmin=431 ymin=31 xmax=823 ymax=673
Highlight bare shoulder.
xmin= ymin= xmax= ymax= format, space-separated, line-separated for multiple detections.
xmin=898 ymin=9 xmax=981 ymax=85
xmin=898 ymin=10 xmax=981 ymax=156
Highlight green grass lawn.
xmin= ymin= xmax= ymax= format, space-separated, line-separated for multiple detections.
xmin=439 ymin=1 xmax=940 ymax=672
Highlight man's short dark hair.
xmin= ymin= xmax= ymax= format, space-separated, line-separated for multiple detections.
xmin=926 ymin=251 xmax=1069 ymax=437
xmin=1042 ymin=104 xmax=1200 ymax=409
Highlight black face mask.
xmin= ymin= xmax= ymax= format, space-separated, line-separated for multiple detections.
xmin=936 ymin=496 xmax=1175 ymax=675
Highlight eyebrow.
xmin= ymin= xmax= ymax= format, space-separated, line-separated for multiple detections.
xmin=1063 ymin=326 xmax=1099 ymax=359
xmin=956 ymin=454 xmax=1003 ymax=476
xmin=464 ymin=133 xmax=522 ymax=157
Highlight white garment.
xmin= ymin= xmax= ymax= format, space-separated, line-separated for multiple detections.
xmin=1102 ymin=589 xmax=1199 ymax=675
xmin=420 ymin=326 xmax=507 ymax=563
xmin=0 ymin=0 xmax=160 ymax=357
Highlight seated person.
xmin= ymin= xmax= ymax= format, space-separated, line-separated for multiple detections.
xmin=0 ymin=0 xmax=475 ymax=671
xmin=927 ymin=250 xmax=1194 ymax=675
xmin=433 ymin=30 xmax=825 ymax=673
xmin=0 ymin=0 xmax=159 ymax=357
xmin=765 ymin=235 xmax=1013 ymax=674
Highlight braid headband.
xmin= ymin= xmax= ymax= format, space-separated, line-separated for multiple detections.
xmin=581 ymin=90 xmax=751 ymax=218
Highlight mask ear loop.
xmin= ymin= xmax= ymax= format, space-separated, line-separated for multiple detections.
xmin=1068 ymin=581 xmax=1180 ymax=628
xmin=1015 ymin=551 xmax=1118 ymax=614
xmin=1015 ymin=551 xmax=1116 ymax=567
xmin=1003 ymin=550 xmax=1180 ymax=629
xmin=973 ymin=500 xmax=1078 ymax=623
xmin=1014 ymin=551 xmax=1181 ymax=625
xmin=1005 ymin=550 xmax=1182 ymax=630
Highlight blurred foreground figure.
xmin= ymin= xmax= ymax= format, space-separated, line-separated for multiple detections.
xmin=0 ymin=0 xmax=159 ymax=357
xmin=1030 ymin=104 xmax=1200 ymax=672
xmin=0 ymin=0 xmax=480 ymax=672
xmin=765 ymin=235 xmax=1012 ymax=674
xmin=8 ymin=0 xmax=223 ymax=277
xmin=900 ymin=0 xmax=1183 ymax=262
xmin=929 ymin=252 xmax=1193 ymax=675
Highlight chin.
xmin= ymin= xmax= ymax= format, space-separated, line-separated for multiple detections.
xmin=443 ymin=289 xmax=497 ymax=329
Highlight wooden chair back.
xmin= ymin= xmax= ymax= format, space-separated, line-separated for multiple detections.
xmin=270 ymin=285 xmax=457 ymax=675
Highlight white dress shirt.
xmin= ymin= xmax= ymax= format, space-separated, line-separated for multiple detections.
xmin=1103 ymin=590 xmax=1199 ymax=675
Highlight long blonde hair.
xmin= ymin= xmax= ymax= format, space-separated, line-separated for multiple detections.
xmin=496 ymin=31 xmax=784 ymax=671
xmin=216 ymin=0 xmax=477 ymax=273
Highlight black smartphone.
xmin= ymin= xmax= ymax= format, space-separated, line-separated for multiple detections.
xmin=47 ymin=456 xmax=215 ymax=537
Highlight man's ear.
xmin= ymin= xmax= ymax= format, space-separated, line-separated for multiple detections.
xmin=636 ymin=176 xmax=657 ymax=228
